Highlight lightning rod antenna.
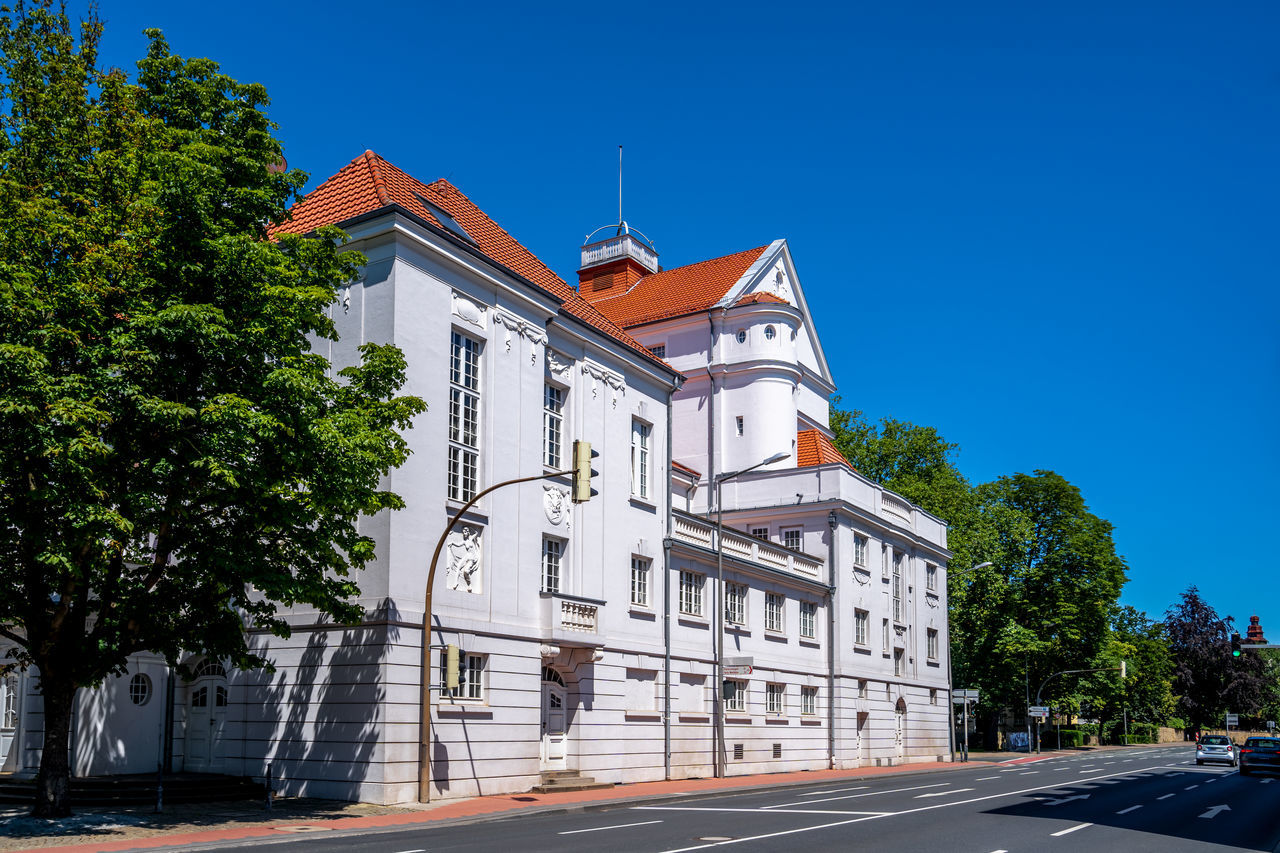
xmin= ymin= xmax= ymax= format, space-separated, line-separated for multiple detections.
xmin=618 ymin=145 xmax=623 ymax=227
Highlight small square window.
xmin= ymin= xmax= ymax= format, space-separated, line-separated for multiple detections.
xmin=649 ymin=344 xmax=666 ymax=359
xmin=782 ymin=528 xmax=802 ymax=551
xmin=751 ymin=527 xmax=769 ymax=541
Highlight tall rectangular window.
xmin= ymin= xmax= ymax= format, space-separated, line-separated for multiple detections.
xmin=801 ymin=686 xmax=817 ymax=716
xmin=448 ymin=332 xmax=481 ymax=501
xmin=882 ymin=618 xmax=890 ymax=651
xmin=630 ymin=556 xmax=650 ymax=607
xmin=679 ymin=571 xmax=704 ymax=616
xmin=725 ymin=679 xmax=747 ymax=712
xmin=766 ymin=683 xmax=785 ymax=715
xmin=926 ymin=563 xmax=937 ymax=592
xmin=799 ymin=601 xmax=817 ymax=639
xmin=854 ymin=609 xmax=870 ymax=646
xmin=894 ymin=649 xmax=904 ymax=677
xmin=631 ymin=420 xmax=651 ymax=499
xmin=854 ymin=535 xmax=868 ymax=567
xmin=765 ymin=592 xmax=785 ymax=633
xmin=782 ymin=528 xmax=802 ymax=551
xmin=927 ymin=628 xmax=939 ymax=660
xmin=541 ymin=537 xmax=563 ymax=593
xmin=892 ymin=552 xmax=904 ymax=623
xmin=543 ymin=384 xmax=564 ymax=469
xmin=441 ymin=652 xmax=485 ymax=701
xmin=725 ymin=582 xmax=748 ymax=626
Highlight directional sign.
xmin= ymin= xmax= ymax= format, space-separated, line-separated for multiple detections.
xmin=955 ymin=689 xmax=979 ymax=701
xmin=1226 ymin=713 xmax=1239 ymax=727
xmin=1028 ymin=705 xmax=1050 ymax=718
xmin=1199 ymin=805 xmax=1231 ymax=820
xmin=723 ymin=665 xmax=752 ymax=676
xmin=723 ymin=656 xmax=753 ymax=667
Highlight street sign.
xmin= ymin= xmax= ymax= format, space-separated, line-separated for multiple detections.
xmin=1226 ymin=713 xmax=1239 ymax=727
xmin=723 ymin=665 xmax=752 ymax=676
xmin=1268 ymin=721 xmax=1276 ymax=732
xmin=955 ymin=688 xmax=979 ymax=701
xmin=1028 ymin=706 xmax=1050 ymax=719
xmin=723 ymin=656 xmax=753 ymax=667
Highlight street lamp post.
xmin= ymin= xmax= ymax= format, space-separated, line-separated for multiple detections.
xmin=713 ymin=451 xmax=789 ymax=778
xmin=948 ymin=561 xmax=991 ymax=763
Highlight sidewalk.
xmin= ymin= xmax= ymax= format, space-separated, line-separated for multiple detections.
xmin=0 ymin=744 xmax=1155 ymax=853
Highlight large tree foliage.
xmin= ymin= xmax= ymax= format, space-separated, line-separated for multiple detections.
xmin=0 ymin=2 xmax=424 ymax=816
xmin=1165 ymin=587 xmax=1268 ymax=731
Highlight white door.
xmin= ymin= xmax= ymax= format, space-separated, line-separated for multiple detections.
xmin=894 ymin=704 xmax=906 ymax=759
xmin=186 ymin=683 xmax=227 ymax=772
xmin=856 ymin=712 xmax=868 ymax=765
xmin=540 ymin=682 xmax=567 ymax=770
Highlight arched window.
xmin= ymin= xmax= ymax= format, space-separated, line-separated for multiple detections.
xmin=764 ymin=325 xmax=776 ymax=340
xmin=541 ymin=666 xmax=565 ymax=686
xmin=194 ymin=659 xmax=226 ymax=679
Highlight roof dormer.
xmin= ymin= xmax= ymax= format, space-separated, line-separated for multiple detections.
xmin=577 ymin=221 xmax=659 ymax=305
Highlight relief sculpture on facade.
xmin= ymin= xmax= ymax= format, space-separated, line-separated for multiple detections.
xmin=543 ymin=485 xmax=571 ymax=528
xmin=446 ymin=525 xmax=483 ymax=593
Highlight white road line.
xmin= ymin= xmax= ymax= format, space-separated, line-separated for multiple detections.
xmin=976 ymin=776 xmax=999 ymax=781
xmin=1122 ymin=759 xmax=1134 ymax=762
xmin=1116 ymin=805 xmax=1142 ymax=815
xmin=1157 ymin=794 xmax=1175 ymax=800
xmin=1185 ymin=785 xmax=1199 ymax=790
xmin=1050 ymin=823 xmax=1093 ymax=837
xmin=915 ymin=788 xmax=975 ymax=798
xmin=647 ymin=767 xmax=1150 ymax=853
xmin=1105 ymin=762 xmax=1115 ymax=765
xmin=636 ymin=806 xmax=886 ymax=816
xmin=989 ymin=850 xmax=1009 ymax=853
xmin=798 ymin=786 xmax=868 ymax=796
xmin=393 ymin=850 xmax=427 ymax=853
xmin=763 ymin=783 xmax=948 ymax=808
xmin=1080 ymin=769 xmax=1105 ymax=774
xmin=559 ymin=820 xmax=664 ymax=835
xmin=1019 ymin=771 xmax=1039 ymax=775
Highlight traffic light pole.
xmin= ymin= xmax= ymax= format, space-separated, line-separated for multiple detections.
xmin=418 ymin=447 xmax=592 ymax=803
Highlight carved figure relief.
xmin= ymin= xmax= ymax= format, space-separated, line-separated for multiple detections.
xmin=451 ymin=292 xmax=487 ymax=330
xmin=543 ymin=486 xmax=571 ymax=528
xmin=546 ymin=349 xmax=573 ymax=379
xmin=581 ymin=361 xmax=626 ymax=407
xmin=772 ymin=267 xmax=793 ymax=304
xmin=445 ymin=525 xmax=483 ymax=593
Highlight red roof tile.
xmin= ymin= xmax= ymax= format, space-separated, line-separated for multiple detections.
xmin=672 ymin=460 xmax=701 ymax=478
xmin=590 ymin=246 xmax=769 ymax=328
xmin=797 ymin=429 xmax=853 ymax=471
xmin=734 ymin=292 xmax=790 ymax=307
xmin=275 ymin=152 xmax=668 ymax=370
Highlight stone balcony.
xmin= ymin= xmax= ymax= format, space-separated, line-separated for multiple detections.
xmin=539 ymin=591 xmax=606 ymax=647
xmin=672 ymin=512 xmax=823 ymax=579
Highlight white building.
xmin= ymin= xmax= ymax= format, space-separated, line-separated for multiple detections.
xmin=0 ymin=152 xmax=952 ymax=803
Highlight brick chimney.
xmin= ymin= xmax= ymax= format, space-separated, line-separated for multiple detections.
xmin=1246 ymin=614 xmax=1267 ymax=644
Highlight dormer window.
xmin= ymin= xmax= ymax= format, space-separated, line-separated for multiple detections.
xmin=764 ymin=325 xmax=776 ymax=341
xmin=415 ymin=194 xmax=476 ymax=245
xmin=736 ymin=330 xmax=747 ymax=344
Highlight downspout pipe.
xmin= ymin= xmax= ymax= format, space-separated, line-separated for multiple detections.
xmin=663 ymin=375 xmax=678 ymax=780
xmin=705 ymin=310 xmax=720 ymax=777
xmin=827 ymin=511 xmax=838 ymax=769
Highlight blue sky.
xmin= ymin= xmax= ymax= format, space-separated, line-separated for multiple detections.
xmin=86 ymin=1 xmax=1277 ymax=634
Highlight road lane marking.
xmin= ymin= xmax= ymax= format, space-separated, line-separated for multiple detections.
xmin=1019 ymin=771 xmax=1039 ymax=775
xmin=1184 ymin=785 xmax=1198 ymax=790
xmin=1157 ymin=794 xmax=1175 ymax=800
xmin=1050 ymin=823 xmax=1093 ymax=837
xmin=1105 ymin=762 xmax=1115 ymax=765
xmin=636 ymin=806 xmax=886 ymax=816
xmin=976 ymin=776 xmax=999 ymax=781
xmin=763 ymin=783 xmax=948 ymax=808
xmin=1080 ymin=769 xmax=1105 ymax=774
xmin=798 ymin=786 xmax=868 ymax=796
xmin=1199 ymin=805 xmax=1231 ymax=819
xmin=1116 ymin=805 xmax=1142 ymax=814
xmin=560 ymin=820 xmax=664 ymax=835
xmin=915 ymin=788 xmax=975 ymax=798
xmin=646 ymin=766 xmax=1162 ymax=853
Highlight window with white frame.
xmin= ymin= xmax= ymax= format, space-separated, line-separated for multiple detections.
xmin=782 ymin=527 xmax=802 ymax=551
xmin=766 ymin=683 xmax=785 ymax=715
xmin=751 ymin=527 xmax=769 ymax=541
xmin=543 ymin=383 xmax=564 ymax=469
xmin=881 ymin=543 xmax=889 ymax=578
xmin=892 ymin=552 xmax=904 ymax=623
xmin=854 ymin=608 xmax=870 ymax=646
xmin=679 ymin=570 xmax=704 ymax=616
xmin=725 ymin=582 xmax=748 ymax=627
xmin=882 ymin=618 xmax=890 ymax=651
xmin=927 ymin=628 xmax=939 ymax=661
xmin=649 ymin=344 xmax=666 ymax=359
xmin=736 ymin=415 xmax=744 ymax=436
xmin=448 ymin=331 xmax=482 ymax=501
xmin=799 ymin=601 xmax=817 ymax=640
xmin=854 ymin=534 xmax=868 ymax=567
xmin=441 ymin=652 xmax=485 ymax=701
xmin=725 ymin=679 xmax=747 ymax=712
xmin=765 ymin=592 xmax=785 ymax=633
xmin=541 ymin=537 xmax=563 ymax=593
xmin=801 ymin=686 xmax=817 ymax=716
xmin=894 ymin=648 xmax=904 ymax=677
xmin=926 ymin=563 xmax=937 ymax=592
xmin=630 ymin=556 xmax=650 ymax=607
xmin=858 ymin=679 xmax=868 ymax=698
xmin=631 ymin=420 xmax=651 ymax=499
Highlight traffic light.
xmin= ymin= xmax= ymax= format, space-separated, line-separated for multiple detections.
xmin=445 ymin=644 xmax=461 ymax=689
xmin=1231 ymin=633 xmax=1242 ymax=657
xmin=572 ymin=440 xmax=598 ymax=504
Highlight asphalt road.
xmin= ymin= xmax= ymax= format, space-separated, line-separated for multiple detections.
xmin=217 ymin=746 xmax=1280 ymax=853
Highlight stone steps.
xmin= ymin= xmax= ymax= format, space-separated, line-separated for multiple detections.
xmin=531 ymin=771 xmax=615 ymax=794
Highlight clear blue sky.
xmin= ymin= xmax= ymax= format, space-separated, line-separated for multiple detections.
xmin=86 ymin=1 xmax=1277 ymax=634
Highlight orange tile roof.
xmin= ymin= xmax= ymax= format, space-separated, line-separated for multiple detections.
xmin=274 ymin=152 xmax=669 ymax=369
xmin=797 ymin=429 xmax=853 ymax=471
xmin=734 ymin=292 xmax=790 ymax=307
xmin=672 ymin=460 xmax=701 ymax=478
xmin=590 ymin=246 xmax=769 ymax=328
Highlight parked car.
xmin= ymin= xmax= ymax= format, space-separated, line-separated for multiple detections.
xmin=1239 ymin=737 xmax=1280 ymax=775
xmin=1195 ymin=734 xmax=1237 ymax=766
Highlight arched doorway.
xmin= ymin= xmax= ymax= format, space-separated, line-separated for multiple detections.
xmin=894 ymin=699 xmax=907 ymax=761
xmin=540 ymin=666 xmax=567 ymax=771
xmin=186 ymin=659 xmax=228 ymax=773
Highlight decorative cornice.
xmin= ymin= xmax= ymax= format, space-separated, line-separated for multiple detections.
xmin=493 ymin=310 xmax=547 ymax=363
xmin=452 ymin=292 xmax=487 ymax=330
xmin=581 ymin=360 xmax=626 ymax=407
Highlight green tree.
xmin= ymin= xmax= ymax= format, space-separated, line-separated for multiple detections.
xmin=1165 ymin=587 xmax=1268 ymax=733
xmin=1077 ymin=606 xmax=1175 ymax=740
xmin=0 ymin=2 xmax=424 ymax=816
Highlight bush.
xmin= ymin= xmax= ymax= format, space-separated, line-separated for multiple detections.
xmin=1053 ymin=728 xmax=1086 ymax=748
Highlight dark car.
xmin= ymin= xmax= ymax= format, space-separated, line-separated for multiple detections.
xmin=1239 ymin=737 xmax=1280 ymax=775
xmin=1196 ymin=734 xmax=1236 ymax=766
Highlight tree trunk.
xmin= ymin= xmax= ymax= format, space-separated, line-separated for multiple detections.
xmin=32 ymin=681 xmax=75 ymax=818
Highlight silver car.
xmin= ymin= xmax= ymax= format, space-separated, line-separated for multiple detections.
xmin=1196 ymin=734 xmax=1237 ymax=767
